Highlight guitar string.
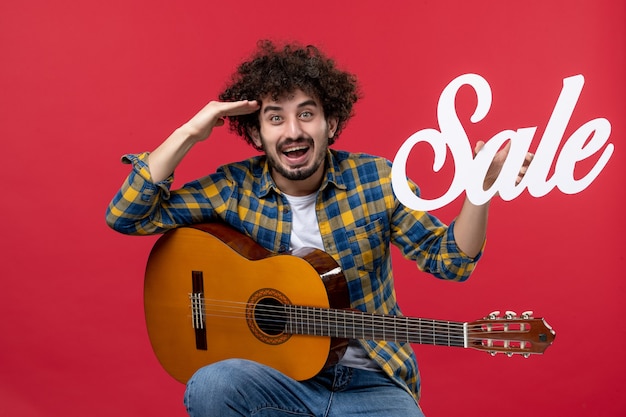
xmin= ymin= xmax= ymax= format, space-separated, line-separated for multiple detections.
xmin=198 ymin=298 xmax=465 ymax=337
xmin=196 ymin=297 xmax=520 ymax=332
xmin=197 ymin=308 xmax=524 ymax=349
xmin=192 ymin=298 xmax=527 ymax=345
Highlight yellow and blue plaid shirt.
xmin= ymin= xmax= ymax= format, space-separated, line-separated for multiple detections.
xmin=106 ymin=149 xmax=481 ymax=400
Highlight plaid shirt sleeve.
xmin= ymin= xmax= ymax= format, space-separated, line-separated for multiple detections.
xmin=106 ymin=152 xmax=231 ymax=235
xmin=105 ymin=153 xmax=173 ymax=235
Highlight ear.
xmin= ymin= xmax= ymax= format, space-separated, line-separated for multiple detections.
xmin=247 ymin=126 xmax=262 ymax=148
xmin=327 ymin=117 xmax=338 ymax=139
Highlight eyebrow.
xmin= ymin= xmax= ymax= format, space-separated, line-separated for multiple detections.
xmin=262 ymin=99 xmax=319 ymax=114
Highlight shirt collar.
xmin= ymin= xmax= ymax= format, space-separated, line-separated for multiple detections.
xmin=321 ymin=149 xmax=347 ymax=192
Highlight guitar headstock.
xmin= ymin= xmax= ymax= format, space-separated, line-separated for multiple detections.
xmin=467 ymin=311 xmax=555 ymax=357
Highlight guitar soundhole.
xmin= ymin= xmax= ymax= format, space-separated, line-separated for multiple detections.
xmin=246 ymin=288 xmax=291 ymax=345
xmin=255 ymin=298 xmax=286 ymax=336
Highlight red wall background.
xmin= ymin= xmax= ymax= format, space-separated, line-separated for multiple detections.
xmin=1 ymin=1 xmax=624 ymax=416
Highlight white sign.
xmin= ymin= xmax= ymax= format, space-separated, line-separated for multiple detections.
xmin=392 ymin=73 xmax=614 ymax=210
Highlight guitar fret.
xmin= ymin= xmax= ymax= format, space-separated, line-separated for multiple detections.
xmin=405 ymin=317 xmax=410 ymax=343
xmin=372 ymin=312 xmax=376 ymax=339
xmin=317 ymin=308 xmax=322 ymax=336
xmin=432 ymin=319 xmax=436 ymax=345
xmin=421 ymin=319 xmax=432 ymax=345
xmin=434 ymin=320 xmax=443 ymax=346
xmin=382 ymin=314 xmax=386 ymax=341
xmin=416 ymin=319 xmax=421 ymax=344
xmin=328 ymin=312 xmax=337 ymax=335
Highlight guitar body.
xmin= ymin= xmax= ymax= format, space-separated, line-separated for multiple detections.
xmin=144 ymin=223 xmax=350 ymax=383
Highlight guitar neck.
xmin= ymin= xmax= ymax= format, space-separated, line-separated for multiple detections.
xmin=285 ymin=305 xmax=467 ymax=348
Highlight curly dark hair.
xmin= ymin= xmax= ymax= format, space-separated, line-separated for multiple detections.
xmin=219 ymin=40 xmax=360 ymax=150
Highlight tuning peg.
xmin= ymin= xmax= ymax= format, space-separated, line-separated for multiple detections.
xmin=505 ymin=310 xmax=517 ymax=319
xmin=523 ymin=353 xmax=531 ymax=358
xmin=487 ymin=311 xmax=500 ymax=320
xmin=490 ymin=351 xmax=497 ymax=356
xmin=506 ymin=352 xmax=514 ymax=357
xmin=521 ymin=310 xmax=534 ymax=319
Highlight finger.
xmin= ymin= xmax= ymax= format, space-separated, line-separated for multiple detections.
xmin=496 ymin=140 xmax=512 ymax=158
xmin=223 ymin=100 xmax=260 ymax=116
xmin=474 ymin=141 xmax=485 ymax=155
xmin=522 ymin=151 xmax=534 ymax=167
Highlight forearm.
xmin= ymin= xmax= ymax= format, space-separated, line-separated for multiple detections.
xmin=452 ymin=197 xmax=490 ymax=258
xmin=147 ymin=124 xmax=202 ymax=183
xmin=452 ymin=138 xmax=532 ymax=256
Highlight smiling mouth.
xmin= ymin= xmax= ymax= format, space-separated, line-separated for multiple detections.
xmin=282 ymin=144 xmax=310 ymax=159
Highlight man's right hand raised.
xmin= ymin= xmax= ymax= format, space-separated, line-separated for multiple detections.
xmin=182 ymin=100 xmax=260 ymax=142
xmin=147 ymin=100 xmax=260 ymax=183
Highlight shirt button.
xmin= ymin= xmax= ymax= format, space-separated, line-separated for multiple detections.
xmin=278 ymin=245 xmax=288 ymax=253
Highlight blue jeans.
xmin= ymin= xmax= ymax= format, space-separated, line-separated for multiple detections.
xmin=184 ymin=359 xmax=425 ymax=417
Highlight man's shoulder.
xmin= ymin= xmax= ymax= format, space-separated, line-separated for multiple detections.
xmin=328 ymin=149 xmax=394 ymax=193
xmin=217 ymin=155 xmax=266 ymax=174
xmin=330 ymin=149 xmax=393 ymax=171
xmin=331 ymin=149 xmax=390 ymax=163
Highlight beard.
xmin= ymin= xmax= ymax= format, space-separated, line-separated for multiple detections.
xmin=260 ymin=135 xmax=328 ymax=182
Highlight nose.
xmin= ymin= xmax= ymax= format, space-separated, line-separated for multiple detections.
xmin=285 ymin=116 xmax=304 ymax=139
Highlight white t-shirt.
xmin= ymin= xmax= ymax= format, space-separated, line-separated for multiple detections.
xmin=283 ymin=192 xmax=381 ymax=372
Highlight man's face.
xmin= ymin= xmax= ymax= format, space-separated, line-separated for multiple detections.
xmin=251 ymin=89 xmax=337 ymax=195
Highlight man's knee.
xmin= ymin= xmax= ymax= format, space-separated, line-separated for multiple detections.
xmin=186 ymin=359 xmax=253 ymax=395
xmin=184 ymin=359 xmax=258 ymax=416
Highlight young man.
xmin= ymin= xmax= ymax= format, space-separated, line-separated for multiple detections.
xmin=106 ymin=41 xmax=531 ymax=417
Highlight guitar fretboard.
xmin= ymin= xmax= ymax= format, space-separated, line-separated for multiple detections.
xmin=285 ymin=305 xmax=467 ymax=347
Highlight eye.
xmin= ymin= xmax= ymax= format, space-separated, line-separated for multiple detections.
xmin=299 ymin=111 xmax=313 ymax=120
xmin=269 ymin=115 xmax=282 ymax=123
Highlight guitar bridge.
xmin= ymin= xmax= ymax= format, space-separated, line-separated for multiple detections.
xmin=191 ymin=271 xmax=207 ymax=350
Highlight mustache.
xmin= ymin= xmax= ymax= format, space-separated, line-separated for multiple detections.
xmin=278 ymin=136 xmax=313 ymax=151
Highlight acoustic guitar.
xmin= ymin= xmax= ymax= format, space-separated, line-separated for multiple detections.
xmin=144 ymin=223 xmax=555 ymax=383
